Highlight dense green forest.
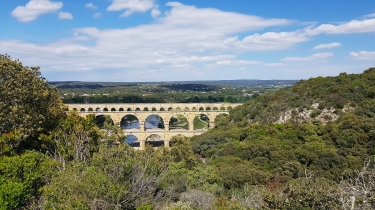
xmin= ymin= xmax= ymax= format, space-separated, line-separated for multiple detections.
xmin=1 ymin=54 xmax=375 ymax=209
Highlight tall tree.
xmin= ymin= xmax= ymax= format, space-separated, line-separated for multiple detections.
xmin=0 ymin=54 xmax=65 ymax=154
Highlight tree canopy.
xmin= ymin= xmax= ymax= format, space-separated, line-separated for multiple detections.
xmin=0 ymin=54 xmax=65 ymax=154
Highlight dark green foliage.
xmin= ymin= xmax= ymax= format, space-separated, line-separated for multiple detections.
xmin=231 ymin=68 xmax=375 ymax=123
xmin=192 ymin=68 xmax=375 ymax=187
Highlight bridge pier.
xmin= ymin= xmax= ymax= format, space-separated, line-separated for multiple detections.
xmin=164 ymin=140 xmax=170 ymax=148
xmin=140 ymin=140 xmax=146 ymax=150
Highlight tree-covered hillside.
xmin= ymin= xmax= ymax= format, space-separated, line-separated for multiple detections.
xmin=2 ymin=55 xmax=375 ymax=210
xmin=190 ymin=68 xmax=375 ymax=209
xmin=231 ymin=68 xmax=375 ymax=124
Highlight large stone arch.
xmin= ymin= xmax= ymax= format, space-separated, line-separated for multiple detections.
xmin=121 ymin=114 xmax=140 ymax=129
xmin=125 ymin=134 xmax=139 ymax=147
xmin=193 ymin=113 xmax=210 ymax=130
xmin=145 ymin=134 xmax=164 ymax=147
xmin=169 ymin=114 xmax=189 ymax=130
xmin=145 ymin=114 xmax=164 ymax=130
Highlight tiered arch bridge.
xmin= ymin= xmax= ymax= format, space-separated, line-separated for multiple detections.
xmin=67 ymin=103 xmax=242 ymax=149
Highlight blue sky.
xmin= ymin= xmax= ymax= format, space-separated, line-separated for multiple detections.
xmin=1 ymin=0 xmax=374 ymax=82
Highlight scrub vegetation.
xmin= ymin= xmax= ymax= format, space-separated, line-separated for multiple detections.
xmin=1 ymin=54 xmax=375 ymax=209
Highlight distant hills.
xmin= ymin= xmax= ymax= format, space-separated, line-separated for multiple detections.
xmin=49 ymin=79 xmax=298 ymax=89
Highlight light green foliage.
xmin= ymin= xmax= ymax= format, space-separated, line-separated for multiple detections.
xmin=41 ymin=162 xmax=128 ymax=209
xmin=164 ymin=201 xmax=194 ymax=210
xmin=41 ymin=111 xmax=102 ymax=167
xmin=100 ymin=115 xmax=126 ymax=147
xmin=0 ymin=151 xmax=57 ymax=210
xmin=264 ymin=177 xmax=340 ymax=209
xmin=0 ymin=54 xmax=65 ymax=151
xmin=170 ymin=135 xmax=198 ymax=168
xmin=212 ymin=196 xmax=243 ymax=210
xmin=136 ymin=204 xmax=154 ymax=210
xmin=41 ymin=144 xmax=186 ymax=209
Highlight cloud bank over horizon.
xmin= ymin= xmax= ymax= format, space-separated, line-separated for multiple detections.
xmin=2 ymin=0 xmax=375 ymax=81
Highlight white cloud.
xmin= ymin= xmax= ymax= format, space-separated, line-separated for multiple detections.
xmin=85 ymin=3 xmax=97 ymax=9
xmin=364 ymin=13 xmax=375 ymax=18
xmin=59 ymin=11 xmax=73 ymax=20
xmin=162 ymin=2 xmax=291 ymax=33
xmin=281 ymin=52 xmax=333 ymax=62
xmin=151 ymin=8 xmax=160 ymax=18
xmin=313 ymin=42 xmax=341 ymax=50
xmin=350 ymin=51 xmax=375 ymax=60
xmin=107 ymin=0 xmax=156 ymax=17
xmin=263 ymin=63 xmax=284 ymax=67
xmin=11 ymin=0 xmax=63 ymax=22
xmin=306 ymin=18 xmax=375 ymax=35
xmin=216 ymin=60 xmax=262 ymax=66
xmin=232 ymin=31 xmax=309 ymax=51
xmin=94 ymin=13 xmax=102 ymax=18
xmin=156 ymin=55 xmax=235 ymax=64
xmin=1 ymin=2 xmax=305 ymax=80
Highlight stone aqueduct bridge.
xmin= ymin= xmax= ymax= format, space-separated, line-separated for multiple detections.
xmin=67 ymin=103 xmax=242 ymax=149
